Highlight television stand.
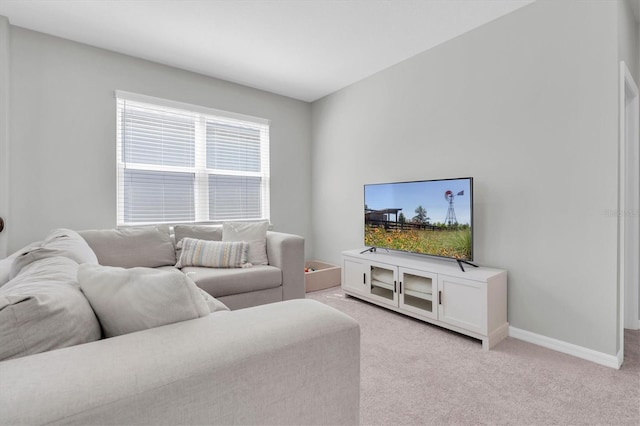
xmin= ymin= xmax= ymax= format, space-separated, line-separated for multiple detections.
xmin=456 ymin=259 xmax=478 ymax=272
xmin=341 ymin=249 xmax=508 ymax=350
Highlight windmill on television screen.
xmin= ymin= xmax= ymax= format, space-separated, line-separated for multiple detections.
xmin=444 ymin=189 xmax=464 ymax=226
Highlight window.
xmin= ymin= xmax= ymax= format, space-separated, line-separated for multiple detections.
xmin=116 ymin=91 xmax=270 ymax=226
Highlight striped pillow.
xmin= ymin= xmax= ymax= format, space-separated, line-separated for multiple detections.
xmin=175 ymin=238 xmax=250 ymax=269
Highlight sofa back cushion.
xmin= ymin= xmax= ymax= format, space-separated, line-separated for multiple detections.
xmin=43 ymin=228 xmax=99 ymax=265
xmin=79 ymin=227 xmax=175 ymax=268
xmin=0 ymin=256 xmax=102 ymax=361
xmin=222 ymin=221 xmax=269 ymax=265
xmin=8 ymin=229 xmax=99 ymax=280
xmin=174 ymin=225 xmax=223 ymax=245
xmin=0 ymin=241 xmax=41 ymax=287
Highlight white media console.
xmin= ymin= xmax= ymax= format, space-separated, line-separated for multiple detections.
xmin=342 ymin=249 xmax=508 ymax=349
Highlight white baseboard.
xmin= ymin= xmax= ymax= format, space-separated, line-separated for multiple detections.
xmin=508 ymin=326 xmax=621 ymax=369
xmin=617 ymin=347 xmax=623 ymax=368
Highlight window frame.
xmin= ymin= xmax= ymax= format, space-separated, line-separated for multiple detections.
xmin=115 ymin=91 xmax=270 ymax=227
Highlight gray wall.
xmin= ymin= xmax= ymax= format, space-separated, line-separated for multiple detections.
xmin=618 ymin=0 xmax=640 ymax=339
xmin=619 ymin=0 xmax=640 ymax=82
xmin=0 ymin=17 xmax=9 ymax=258
xmin=311 ymin=1 xmax=621 ymax=355
xmin=6 ymin=26 xmax=312 ymax=253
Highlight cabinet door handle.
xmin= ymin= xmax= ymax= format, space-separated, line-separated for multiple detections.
xmin=399 ymin=281 xmax=402 ymax=294
xmin=439 ymin=291 xmax=442 ymax=305
xmin=363 ymin=273 xmax=366 ymax=284
xmin=394 ymin=280 xmax=397 ymax=293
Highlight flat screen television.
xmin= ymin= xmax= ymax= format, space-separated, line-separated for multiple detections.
xmin=364 ymin=177 xmax=473 ymax=261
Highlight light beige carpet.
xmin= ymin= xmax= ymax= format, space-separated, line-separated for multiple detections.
xmin=307 ymin=287 xmax=640 ymax=426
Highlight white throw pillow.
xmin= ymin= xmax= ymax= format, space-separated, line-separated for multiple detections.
xmin=176 ymin=238 xmax=249 ymax=269
xmin=222 ymin=221 xmax=269 ymax=265
xmin=78 ymin=265 xmax=211 ymax=338
xmin=199 ymin=288 xmax=230 ymax=313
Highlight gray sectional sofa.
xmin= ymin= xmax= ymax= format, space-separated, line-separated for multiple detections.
xmin=0 ymin=226 xmax=361 ymax=425
xmin=78 ymin=224 xmax=306 ymax=310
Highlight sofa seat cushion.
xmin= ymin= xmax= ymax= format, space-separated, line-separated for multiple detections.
xmin=0 ymin=257 xmax=101 ymax=361
xmin=183 ymin=265 xmax=282 ymax=298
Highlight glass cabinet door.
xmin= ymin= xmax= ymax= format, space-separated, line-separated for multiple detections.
xmin=399 ymin=267 xmax=437 ymax=320
xmin=367 ymin=262 xmax=398 ymax=307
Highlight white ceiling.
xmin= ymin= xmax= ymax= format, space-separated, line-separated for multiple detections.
xmin=0 ymin=0 xmax=534 ymax=102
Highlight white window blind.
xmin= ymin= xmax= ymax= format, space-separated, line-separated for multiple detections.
xmin=116 ymin=91 xmax=270 ymax=226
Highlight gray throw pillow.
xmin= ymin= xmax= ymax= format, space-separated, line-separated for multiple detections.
xmin=78 ymin=264 xmax=212 ymax=338
xmin=222 ymin=221 xmax=269 ymax=265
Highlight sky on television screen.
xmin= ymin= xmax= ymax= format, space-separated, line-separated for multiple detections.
xmin=364 ymin=178 xmax=472 ymax=225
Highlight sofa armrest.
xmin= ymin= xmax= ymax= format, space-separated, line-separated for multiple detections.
xmin=266 ymin=231 xmax=305 ymax=301
xmin=0 ymin=299 xmax=360 ymax=425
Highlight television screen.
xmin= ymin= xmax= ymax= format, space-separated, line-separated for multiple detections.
xmin=364 ymin=177 xmax=473 ymax=261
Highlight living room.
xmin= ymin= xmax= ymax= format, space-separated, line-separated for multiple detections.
xmin=0 ymin=0 xmax=639 ymax=424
